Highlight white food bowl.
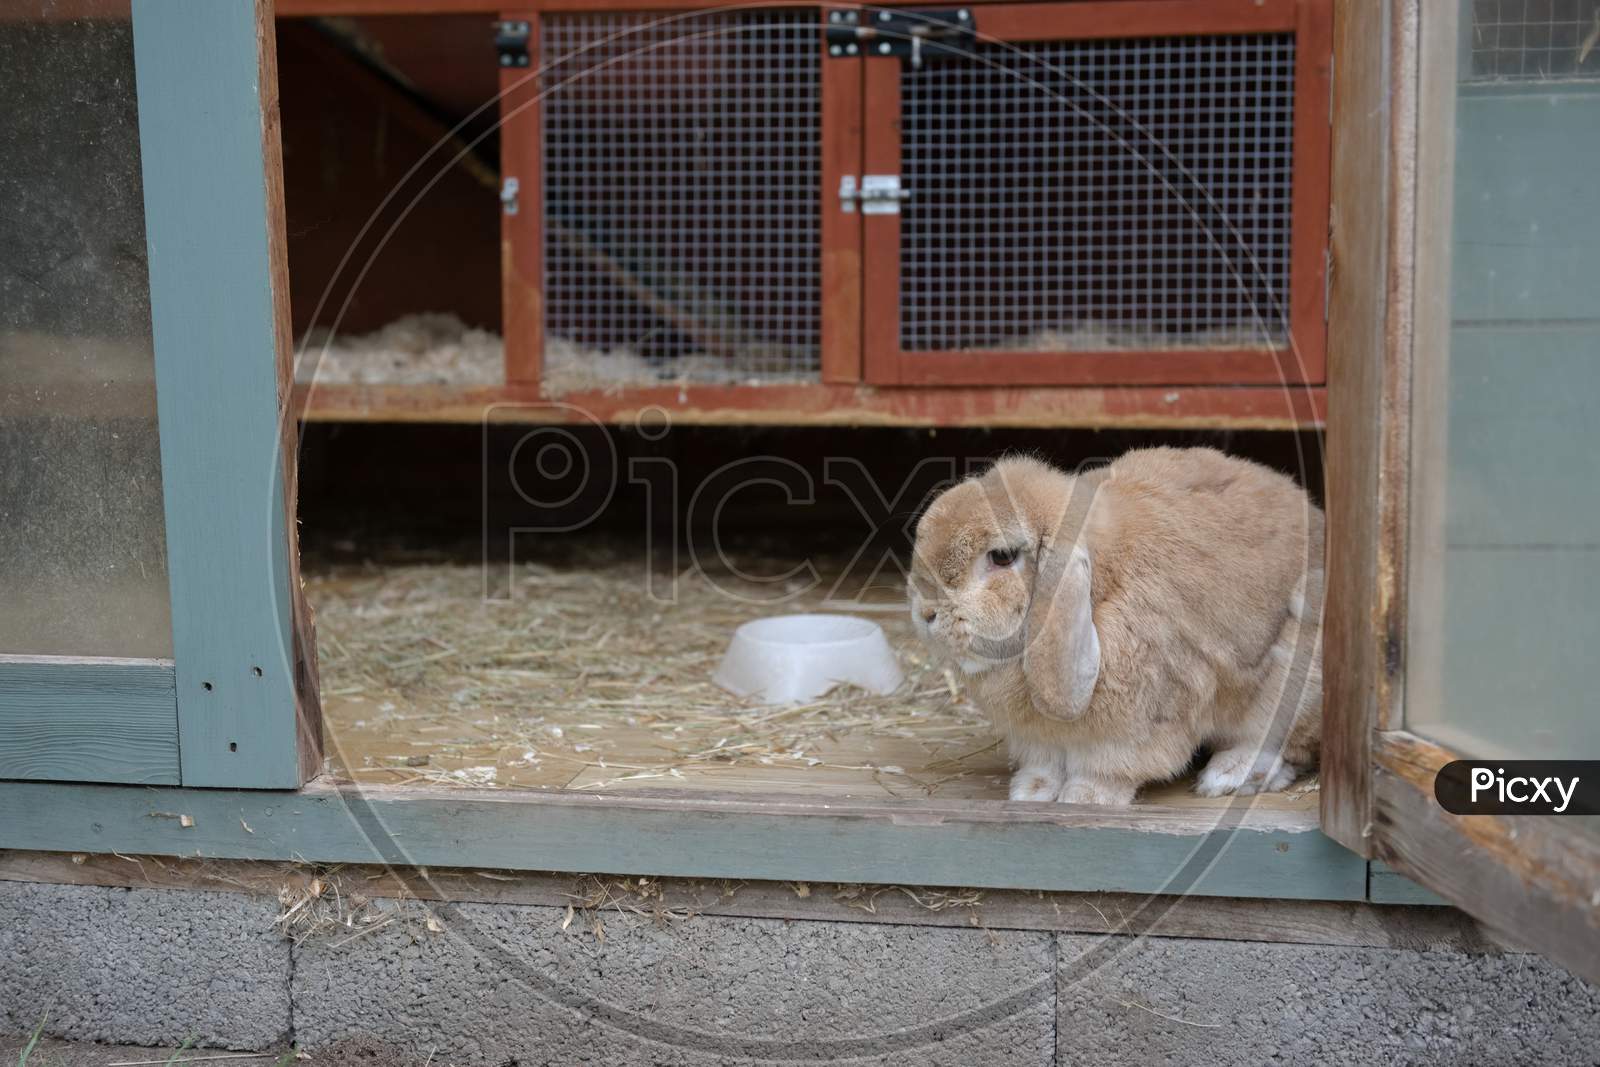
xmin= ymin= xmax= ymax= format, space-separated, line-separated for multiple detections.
xmin=712 ymin=613 xmax=904 ymax=705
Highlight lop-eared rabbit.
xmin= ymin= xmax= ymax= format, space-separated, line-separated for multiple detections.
xmin=909 ymin=447 xmax=1322 ymax=805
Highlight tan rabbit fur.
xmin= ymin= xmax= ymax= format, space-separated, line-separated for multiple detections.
xmin=908 ymin=447 xmax=1323 ymax=805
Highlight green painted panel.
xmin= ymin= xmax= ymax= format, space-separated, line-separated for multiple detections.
xmin=1411 ymin=547 xmax=1600 ymax=760
xmin=1368 ymin=861 xmax=1449 ymax=907
xmin=0 ymin=659 xmax=177 ymax=785
xmin=1443 ymin=326 xmax=1600 ymax=548
xmin=0 ymin=782 xmax=1366 ymax=901
xmin=1452 ymin=92 xmax=1600 ymax=323
xmin=132 ymin=0 xmax=300 ymax=787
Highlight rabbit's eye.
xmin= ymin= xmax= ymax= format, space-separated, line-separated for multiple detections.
xmin=988 ymin=547 xmax=1020 ymax=568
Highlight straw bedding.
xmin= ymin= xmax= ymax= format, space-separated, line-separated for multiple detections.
xmin=303 ymin=546 xmax=1323 ymax=807
xmin=306 ymin=547 xmax=1003 ymax=798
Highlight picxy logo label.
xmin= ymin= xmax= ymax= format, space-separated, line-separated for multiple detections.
xmin=1434 ymin=761 xmax=1600 ymax=816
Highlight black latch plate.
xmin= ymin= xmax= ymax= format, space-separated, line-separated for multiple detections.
xmin=825 ymin=8 xmax=974 ymax=62
xmin=497 ymin=19 xmax=531 ymax=68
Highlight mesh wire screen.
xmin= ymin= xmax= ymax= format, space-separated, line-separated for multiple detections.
xmin=541 ymin=10 xmax=820 ymax=387
xmin=900 ymin=34 xmax=1297 ymax=354
xmin=1467 ymin=0 xmax=1600 ymax=81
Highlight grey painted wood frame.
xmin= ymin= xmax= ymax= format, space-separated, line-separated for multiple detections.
xmin=1368 ymin=861 xmax=1447 ymax=906
xmin=132 ymin=0 xmax=317 ymax=788
xmin=0 ymin=780 xmax=1367 ymax=901
xmin=0 ymin=657 xmax=178 ymax=786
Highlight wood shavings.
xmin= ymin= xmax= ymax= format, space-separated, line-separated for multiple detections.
xmin=975 ymin=323 xmax=1279 ymax=353
xmin=294 ymin=313 xmax=812 ymax=393
xmin=296 ymin=313 xmax=501 ymax=386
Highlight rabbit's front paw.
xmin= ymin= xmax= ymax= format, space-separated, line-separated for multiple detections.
xmin=1010 ymin=767 xmax=1066 ymax=802
xmin=1056 ymin=779 xmax=1138 ymax=806
xmin=1195 ymin=746 xmax=1298 ymax=797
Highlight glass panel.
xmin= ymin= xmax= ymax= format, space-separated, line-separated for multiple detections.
xmin=1405 ymin=1 xmax=1600 ymax=759
xmin=0 ymin=4 xmax=173 ymax=659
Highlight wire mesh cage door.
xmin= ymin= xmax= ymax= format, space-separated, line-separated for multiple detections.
xmin=858 ymin=0 xmax=1332 ymax=387
xmin=500 ymin=7 xmax=862 ymax=394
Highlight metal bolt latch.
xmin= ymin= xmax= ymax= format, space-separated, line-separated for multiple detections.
xmin=501 ymin=176 xmax=520 ymax=216
xmin=824 ymin=8 xmax=972 ymax=68
xmin=839 ymin=174 xmax=911 ymax=215
xmin=826 ymin=9 xmax=861 ymax=57
xmin=496 ymin=20 xmax=531 ymax=67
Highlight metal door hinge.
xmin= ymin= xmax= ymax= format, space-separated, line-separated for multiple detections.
xmin=1323 ymin=247 xmax=1332 ymax=322
xmin=501 ymin=176 xmax=521 ymax=216
xmin=497 ymin=19 xmax=531 ymax=68
xmin=839 ymin=175 xmax=911 ymax=215
xmin=1328 ymin=55 xmax=1335 ymax=126
xmin=826 ymin=8 xmax=974 ymax=69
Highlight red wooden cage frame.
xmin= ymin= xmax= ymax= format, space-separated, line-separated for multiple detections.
xmin=279 ymin=0 xmax=1333 ymax=428
xmin=858 ymin=0 xmax=1332 ymax=387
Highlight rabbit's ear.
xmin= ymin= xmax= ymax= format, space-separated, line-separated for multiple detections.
xmin=1023 ymin=540 xmax=1100 ymax=720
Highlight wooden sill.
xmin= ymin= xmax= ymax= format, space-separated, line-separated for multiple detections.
xmin=0 ymin=775 xmax=1361 ymax=900
xmin=294 ymin=382 xmax=1325 ymax=430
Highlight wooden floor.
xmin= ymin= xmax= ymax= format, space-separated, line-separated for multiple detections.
xmin=309 ymin=551 xmax=1320 ymax=817
xmin=323 ymin=698 xmax=1014 ymax=799
xmin=321 ymin=705 xmax=1318 ymax=814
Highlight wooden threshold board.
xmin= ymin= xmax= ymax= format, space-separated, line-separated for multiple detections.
xmin=0 ymin=775 xmax=1361 ymax=901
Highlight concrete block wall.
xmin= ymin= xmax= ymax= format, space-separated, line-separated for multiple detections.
xmin=1056 ymin=933 xmax=1600 ymax=1065
xmin=2 ymin=880 xmax=1597 ymax=1065
xmin=292 ymin=901 xmax=1057 ymax=1066
xmin=0 ymin=881 xmax=290 ymax=1050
